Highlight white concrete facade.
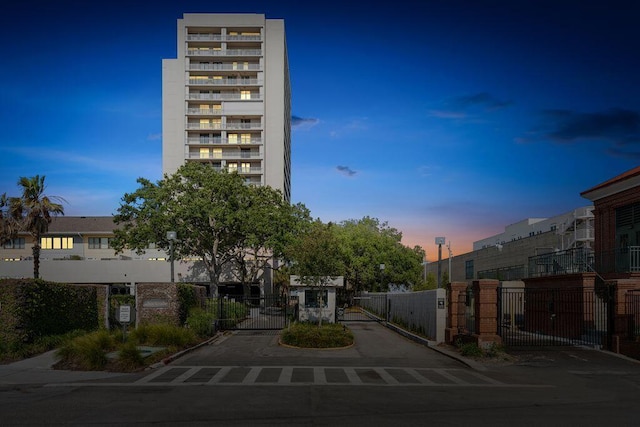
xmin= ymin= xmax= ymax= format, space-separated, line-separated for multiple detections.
xmin=162 ymin=13 xmax=291 ymax=201
xmin=473 ymin=206 xmax=594 ymax=251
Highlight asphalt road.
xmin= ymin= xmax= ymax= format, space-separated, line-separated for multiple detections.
xmin=2 ymin=322 xmax=640 ymax=426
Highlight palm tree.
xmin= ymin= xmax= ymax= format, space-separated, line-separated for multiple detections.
xmin=0 ymin=193 xmax=21 ymax=247
xmin=9 ymin=176 xmax=65 ymax=279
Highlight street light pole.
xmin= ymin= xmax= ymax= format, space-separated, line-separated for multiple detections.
xmin=379 ymin=263 xmax=385 ymax=292
xmin=435 ymin=237 xmax=445 ymax=288
xmin=447 ymin=241 xmax=452 ymax=284
xmin=167 ymin=231 xmax=177 ymax=283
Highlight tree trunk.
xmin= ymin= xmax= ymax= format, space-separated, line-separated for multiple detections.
xmin=32 ymin=243 xmax=40 ymax=279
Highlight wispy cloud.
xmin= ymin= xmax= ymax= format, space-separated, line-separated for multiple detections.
xmin=520 ymin=108 xmax=640 ymax=158
xmin=336 ymin=165 xmax=357 ymax=177
xmin=428 ymin=92 xmax=512 ymax=119
xmin=292 ymin=115 xmax=319 ymax=130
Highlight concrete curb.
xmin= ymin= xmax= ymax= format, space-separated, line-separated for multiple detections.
xmin=149 ymin=332 xmax=225 ymax=370
xmin=381 ymin=321 xmax=488 ymax=372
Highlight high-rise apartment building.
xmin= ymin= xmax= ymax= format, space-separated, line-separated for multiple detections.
xmin=162 ymin=13 xmax=291 ymax=201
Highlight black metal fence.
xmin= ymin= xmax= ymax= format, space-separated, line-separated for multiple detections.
xmin=498 ymin=287 xmax=609 ymax=347
xmin=626 ymin=290 xmax=640 ymax=341
xmin=527 ymin=248 xmax=594 ymax=278
xmin=213 ymin=294 xmax=289 ymax=330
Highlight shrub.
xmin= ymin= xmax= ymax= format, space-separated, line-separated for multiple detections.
xmin=129 ymin=323 xmax=198 ymax=347
xmin=281 ymin=322 xmax=354 ymax=348
xmin=186 ymin=307 xmax=215 ymax=337
xmin=56 ymin=329 xmax=115 ymax=370
xmin=116 ymin=341 xmax=145 ymax=371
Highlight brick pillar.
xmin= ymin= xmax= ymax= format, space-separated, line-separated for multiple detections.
xmin=445 ymin=282 xmax=468 ymax=344
xmin=472 ymin=279 xmax=502 ymax=348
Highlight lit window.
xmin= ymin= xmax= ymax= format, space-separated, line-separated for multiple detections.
xmin=241 ymin=163 xmax=251 ymax=173
xmin=200 ymin=148 xmax=210 ymax=159
xmin=240 ymin=91 xmax=251 ymax=100
xmin=212 ymin=118 xmax=221 ymax=129
xmin=213 ymin=75 xmax=223 ymax=80
xmin=228 ymin=163 xmax=238 ymax=173
xmin=212 ymin=104 xmax=222 ymax=111
xmin=200 ymin=119 xmax=209 ymax=129
xmin=241 ymin=133 xmax=251 ymax=144
xmin=41 ymin=237 xmax=73 ymax=250
xmin=232 ymin=61 xmax=238 ymax=70
xmin=213 ymin=148 xmax=222 ymax=158
xmin=199 ymin=104 xmax=210 ymax=110
xmin=243 ymin=61 xmax=249 ymax=70
xmin=228 ymin=133 xmax=238 ymax=144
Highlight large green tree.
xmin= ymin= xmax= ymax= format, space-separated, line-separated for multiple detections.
xmin=286 ymin=220 xmax=344 ymax=287
xmin=112 ymin=162 xmax=309 ymax=295
xmin=231 ymin=185 xmax=311 ymax=296
xmin=334 ymin=217 xmax=425 ymax=292
xmin=7 ymin=176 xmax=65 ymax=279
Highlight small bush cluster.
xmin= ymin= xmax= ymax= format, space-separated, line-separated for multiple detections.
xmin=455 ymin=339 xmax=507 ymax=359
xmin=281 ymin=322 xmax=354 ymax=348
xmin=55 ymin=323 xmax=204 ymax=372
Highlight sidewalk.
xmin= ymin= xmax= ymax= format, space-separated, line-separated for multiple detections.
xmin=0 ymin=350 xmax=129 ymax=385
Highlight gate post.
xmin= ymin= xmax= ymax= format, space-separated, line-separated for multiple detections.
xmin=472 ymin=279 xmax=502 ymax=348
xmin=445 ymin=282 xmax=468 ymax=344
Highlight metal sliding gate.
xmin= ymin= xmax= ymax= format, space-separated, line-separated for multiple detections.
xmin=339 ymin=293 xmax=388 ymax=322
xmin=214 ymin=294 xmax=288 ymax=330
xmin=498 ymin=287 xmax=609 ymax=347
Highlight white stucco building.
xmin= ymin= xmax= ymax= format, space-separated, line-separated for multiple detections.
xmin=162 ymin=13 xmax=291 ymax=201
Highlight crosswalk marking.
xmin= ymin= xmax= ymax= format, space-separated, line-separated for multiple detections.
xmin=48 ymin=366 xmax=552 ymax=388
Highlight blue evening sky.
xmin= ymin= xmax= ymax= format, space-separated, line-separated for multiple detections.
xmin=1 ymin=1 xmax=638 ymax=259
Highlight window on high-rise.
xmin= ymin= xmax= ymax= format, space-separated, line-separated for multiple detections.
xmin=240 ymin=90 xmax=251 ymax=100
xmin=228 ymin=163 xmax=238 ymax=173
xmin=228 ymin=133 xmax=238 ymax=144
xmin=213 ymin=148 xmax=222 ymax=158
xmin=241 ymin=133 xmax=251 ymax=144
xmin=241 ymin=162 xmax=251 ymax=173
xmin=199 ymin=148 xmax=209 ymax=159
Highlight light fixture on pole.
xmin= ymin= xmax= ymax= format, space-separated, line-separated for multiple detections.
xmin=167 ymin=231 xmax=177 ymax=283
xmin=447 ymin=241 xmax=452 ymax=284
xmin=435 ymin=237 xmax=445 ymax=288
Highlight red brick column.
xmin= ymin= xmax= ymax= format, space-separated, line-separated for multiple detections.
xmin=445 ymin=282 xmax=468 ymax=344
xmin=472 ymin=279 xmax=502 ymax=348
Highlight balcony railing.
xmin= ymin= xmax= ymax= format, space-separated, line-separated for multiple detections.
xmin=188 ymin=78 xmax=260 ymax=86
xmin=528 ymin=247 xmax=594 ymax=278
xmin=186 ymin=34 xmax=262 ymax=42
xmin=187 ymin=49 xmax=262 ymax=57
xmin=189 ymin=63 xmax=261 ymax=71
xmin=187 ymin=108 xmax=224 ymax=115
xmin=188 ymin=92 xmax=261 ymax=101
xmin=187 ymin=137 xmax=262 ymax=145
xmin=595 ymin=247 xmax=640 ymax=275
xmin=186 ymin=122 xmax=261 ymax=130
xmin=188 ymin=151 xmax=261 ymax=160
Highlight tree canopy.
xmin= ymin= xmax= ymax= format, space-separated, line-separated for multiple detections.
xmin=111 ymin=162 xmax=311 ymax=294
xmin=283 ymin=216 xmax=426 ymax=293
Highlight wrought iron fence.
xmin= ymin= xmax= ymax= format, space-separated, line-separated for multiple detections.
xmin=212 ymin=294 xmax=289 ymax=330
xmin=498 ymin=286 xmax=608 ymax=347
xmin=595 ymin=247 xmax=640 ymax=274
xmin=528 ymin=247 xmax=594 ymax=278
